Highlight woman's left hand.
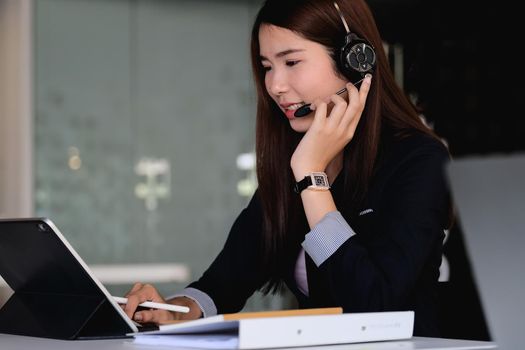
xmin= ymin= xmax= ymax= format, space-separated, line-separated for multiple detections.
xmin=290 ymin=74 xmax=372 ymax=179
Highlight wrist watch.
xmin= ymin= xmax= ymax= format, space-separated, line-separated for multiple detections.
xmin=293 ymin=172 xmax=330 ymax=194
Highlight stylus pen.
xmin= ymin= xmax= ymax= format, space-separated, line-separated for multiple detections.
xmin=112 ymin=296 xmax=190 ymax=313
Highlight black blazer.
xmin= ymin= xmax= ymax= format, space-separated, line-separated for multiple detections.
xmin=188 ymin=131 xmax=451 ymax=337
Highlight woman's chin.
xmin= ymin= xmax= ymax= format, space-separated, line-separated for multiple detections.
xmin=289 ymin=115 xmax=314 ymax=133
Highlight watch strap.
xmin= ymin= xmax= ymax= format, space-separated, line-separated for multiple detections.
xmin=293 ymin=176 xmax=312 ymax=194
xmin=293 ymin=172 xmax=330 ymax=194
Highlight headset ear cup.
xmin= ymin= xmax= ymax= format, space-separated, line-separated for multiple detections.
xmin=340 ymin=33 xmax=376 ymax=78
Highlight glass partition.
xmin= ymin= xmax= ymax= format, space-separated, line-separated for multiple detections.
xmin=33 ymin=0 xmax=290 ymax=310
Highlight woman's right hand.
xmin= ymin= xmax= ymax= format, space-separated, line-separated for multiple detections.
xmin=123 ymin=282 xmax=203 ymax=324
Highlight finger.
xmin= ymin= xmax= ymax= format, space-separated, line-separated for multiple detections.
xmin=311 ymin=99 xmax=327 ymax=128
xmin=358 ymin=74 xmax=372 ymax=104
xmin=124 ymin=283 xmax=159 ymax=318
xmin=326 ymin=93 xmax=348 ymax=128
xmin=124 ymin=293 xmax=142 ymax=319
xmin=141 ymin=284 xmax=165 ymax=302
xmin=339 ymin=81 xmax=365 ymax=129
xmin=346 ymin=81 xmax=359 ymax=102
xmin=134 ymin=309 xmax=173 ymax=324
xmin=346 ymin=79 xmax=366 ymax=113
xmin=133 ymin=310 xmax=152 ymax=323
xmin=345 ymin=75 xmax=372 ymax=130
xmin=340 ymin=107 xmax=362 ymax=138
xmin=122 ymin=282 xmax=143 ymax=313
xmin=343 ymin=81 xmax=359 ymax=113
xmin=127 ymin=282 xmax=144 ymax=295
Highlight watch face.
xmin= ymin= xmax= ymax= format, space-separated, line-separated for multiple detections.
xmin=313 ymin=174 xmax=327 ymax=186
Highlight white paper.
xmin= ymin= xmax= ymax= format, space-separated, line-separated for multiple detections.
xmin=132 ymin=311 xmax=415 ymax=349
xmin=133 ymin=334 xmax=239 ymax=349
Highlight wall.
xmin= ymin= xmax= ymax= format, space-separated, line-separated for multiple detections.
xmin=0 ymin=0 xmax=33 ymax=219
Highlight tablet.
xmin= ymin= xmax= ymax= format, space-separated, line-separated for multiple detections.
xmin=0 ymin=217 xmax=141 ymax=339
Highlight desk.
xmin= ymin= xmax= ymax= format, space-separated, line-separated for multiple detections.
xmin=0 ymin=334 xmax=497 ymax=350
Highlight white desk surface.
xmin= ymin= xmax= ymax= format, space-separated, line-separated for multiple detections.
xmin=0 ymin=334 xmax=497 ymax=350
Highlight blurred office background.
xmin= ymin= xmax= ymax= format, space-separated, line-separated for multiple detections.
xmin=0 ymin=0 xmax=277 ymax=310
xmin=0 ymin=0 xmax=523 ymax=341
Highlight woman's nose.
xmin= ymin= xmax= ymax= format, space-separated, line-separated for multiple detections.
xmin=267 ymin=71 xmax=289 ymax=97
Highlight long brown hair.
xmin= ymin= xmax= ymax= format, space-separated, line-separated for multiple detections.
xmin=250 ymin=0 xmax=444 ymax=293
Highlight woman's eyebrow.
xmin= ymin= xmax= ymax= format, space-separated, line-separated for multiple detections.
xmin=260 ymin=48 xmax=305 ymax=61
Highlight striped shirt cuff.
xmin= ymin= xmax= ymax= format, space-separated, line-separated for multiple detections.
xmin=168 ymin=287 xmax=217 ymax=318
xmin=302 ymin=211 xmax=355 ymax=267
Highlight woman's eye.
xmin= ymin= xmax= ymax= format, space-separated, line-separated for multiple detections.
xmin=286 ymin=60 xmax=300 ymax=67
xmin=262 ymin=66 xmax=271 ymax=72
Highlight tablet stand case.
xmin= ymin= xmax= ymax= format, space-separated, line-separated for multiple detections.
xmin=0 ymin=218 xmax=136 ymax=339
xmin=0 ymin=293 xmax=133 ymax=339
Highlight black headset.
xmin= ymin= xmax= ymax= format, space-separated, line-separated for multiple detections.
xmin=333 ymin=2 xmax=376 ymax=82
xmin=293 ymin=2 xmax=378 ymax=118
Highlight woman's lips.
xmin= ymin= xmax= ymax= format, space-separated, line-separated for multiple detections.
xmin=285 ymin=109 xmax=297 ymax=119
xmin=281 ymin=103 xmax=305 ymax=120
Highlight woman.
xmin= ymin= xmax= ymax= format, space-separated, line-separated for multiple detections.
xmin=124 ymin=0 xmax=452 ymax=337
